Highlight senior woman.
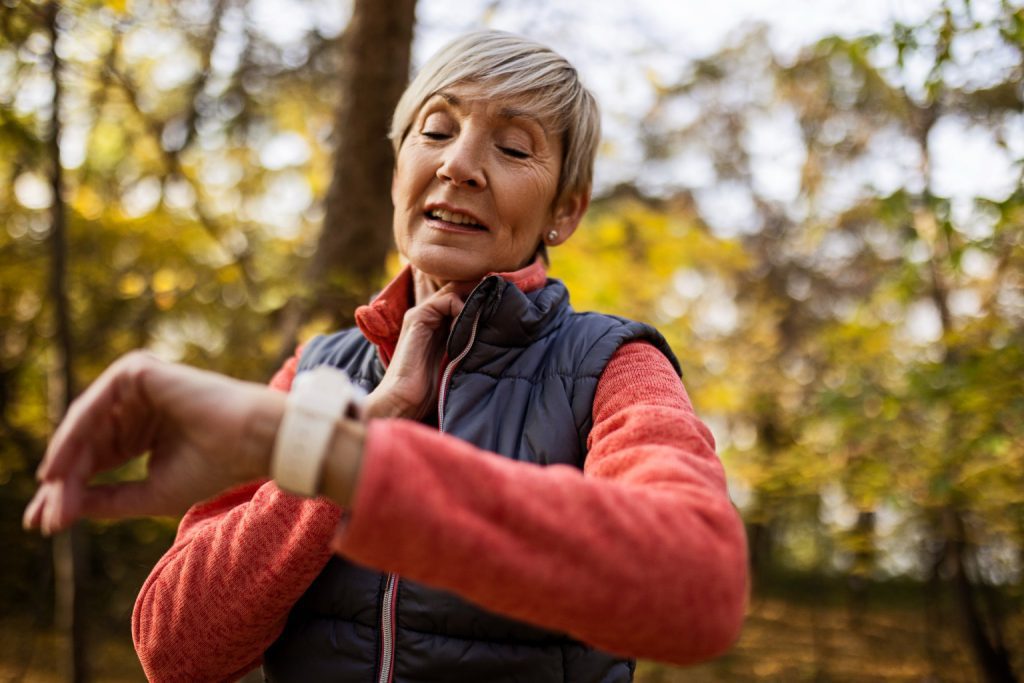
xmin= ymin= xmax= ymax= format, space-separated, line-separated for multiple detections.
xmin=25 ymin=31 xmax=747 ymax=682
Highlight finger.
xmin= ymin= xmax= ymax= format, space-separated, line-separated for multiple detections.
xmin=433 ymin=280 xmax=477 ymax=300
xmin=39 ymin=483 xmax=63 ymax=535
xmin=404 ymin=290 xmax=466 ymax=327
xmin=437 ymin=289 xmax=467 ymax=317
xmin=38 ymin=372 xmax=118 ymax=481
xmin=38 ymin=386 xmax=114 ymax=482
xmin=22 ymin=487 xmax=47 ymax=531
xmin=39 ymin=352 xmax=152 ymax=481
xmin=411 ymin=270 xmax=474 ymax=298
xmin=448 ymin=280 xmax=477 ymax=298
xmin=42 ymin=481 xmax=65 ymax=536
xmin=30 ymin=439 xmax=96 ymax=535
xmin=51 ymin=453 xmax=93 ymax=534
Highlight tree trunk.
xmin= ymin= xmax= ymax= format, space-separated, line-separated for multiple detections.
xmin=276 ymin=0 xmax=417 ymax=361
xmin=45 ymin=3 xmax=88 ymax=681
xmin=51 ymin=529 xmax=87 ymax=683
xmin=911 ymin=96 xmax=1019 ymax=683
xmin=746 ymin=519 xmax=774 ymax=575
xmin=44 ymin=2 xmax=71 ymax=467
xmin=846 ymin=509 xmax=875 ymax=630
xmin=924 ymin=543 xmax=944 ymax=682
xmin=945 ymin=508 xmax=1019 ymax=683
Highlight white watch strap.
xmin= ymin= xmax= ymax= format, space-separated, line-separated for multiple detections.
xmin=272 ymin=366 xmax=355 ymax=496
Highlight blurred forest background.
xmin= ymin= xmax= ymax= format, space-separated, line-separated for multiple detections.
xmin=1 ymin=0 xmax=1022 ymax=681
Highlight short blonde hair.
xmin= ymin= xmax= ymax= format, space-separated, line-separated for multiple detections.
xmin=389 ymin=30 xmax=600 ymax=203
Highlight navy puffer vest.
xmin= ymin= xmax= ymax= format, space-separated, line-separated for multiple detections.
xmin=263 ymin=276 xmax=680 ymax=683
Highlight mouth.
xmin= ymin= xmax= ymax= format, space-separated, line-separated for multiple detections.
xmin=424 ymin=206 xmax=489 ymax=232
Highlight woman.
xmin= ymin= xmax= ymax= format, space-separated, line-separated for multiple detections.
xmin=25 ymin=30 xmax=747 ymax=682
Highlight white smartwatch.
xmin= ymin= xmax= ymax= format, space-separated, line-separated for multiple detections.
xmin=271 ymin=366 xmax=363 ymax=497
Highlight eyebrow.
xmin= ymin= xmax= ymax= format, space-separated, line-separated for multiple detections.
xmin=434 ymin=91 xmax=549 ymax=135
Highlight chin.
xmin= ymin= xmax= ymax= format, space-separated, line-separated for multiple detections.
xmin=406 ymin=246 xmax=491 ymax=284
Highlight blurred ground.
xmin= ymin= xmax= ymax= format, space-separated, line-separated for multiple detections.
xmin=639 ymin=595 xmax=980 ymax=682
xmin=4 ymin=579 xmax=1020 ymax=682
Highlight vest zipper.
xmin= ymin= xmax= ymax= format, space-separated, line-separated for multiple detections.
xmin=377 ymin=572 xmax=399 ymax=683
xmin=438 ymin=308 xmax=483 ymax=431
xmin=376 ymin=303 xmax=484 ymax=683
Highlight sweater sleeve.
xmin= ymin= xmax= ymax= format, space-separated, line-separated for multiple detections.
xmin=131 ymin=348 xmax=342 ymax=683
xmin=333 ymin=341 xmax=748 ymax=665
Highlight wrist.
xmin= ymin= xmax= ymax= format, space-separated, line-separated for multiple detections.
xmin=241 ymin=387 xmax=286 ymax=481
xmin=320 ymin=418 xmax=366 ymax=507
xmin=364 ymin=390 xmax=414 ymax=420
xmin=272 ymin=367 xmax=363 ymax=496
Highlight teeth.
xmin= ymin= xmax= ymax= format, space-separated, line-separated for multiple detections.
xmin=431 ymin=208 xmax=479 ymax=226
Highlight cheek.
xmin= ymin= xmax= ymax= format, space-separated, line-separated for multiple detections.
xmin=391 ymin=155 xmax=416 ymax=208
xmin=509 ymin=174 xmax=558 ymax=230
xmin=398 ymin=148 xmax=436 ymax=199
xmin=391 ymin=212 xmax=407 ymax=256
xmin=392 ymin=168 xmax=411 ymax=207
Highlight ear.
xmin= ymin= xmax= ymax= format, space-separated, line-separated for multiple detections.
xmin=546 ymin=188 xmax=590 ymax=246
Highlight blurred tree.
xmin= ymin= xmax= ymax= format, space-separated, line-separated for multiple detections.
xmin=586 ymin=2 xmax=1024 ymax=679
xmin=1 ymin=0 xmax=416 ymax=678
xmin=41 ymin=2 xmax=88 ymax=680
xmin=2 ymin=0 xmax=1022 ymax=680
xmin=298 ymin=0 xmax=417 ymax=334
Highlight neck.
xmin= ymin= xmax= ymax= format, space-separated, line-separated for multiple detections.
xmin=412 ymin=269 xmax=440 ymax=305
xmin=410 ymin=252 xmax=545 ymax=305
xmin=410 ymin=269 xmax=480 ymax=305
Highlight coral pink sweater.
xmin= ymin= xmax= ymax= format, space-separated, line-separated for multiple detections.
xmin=132 ymin=263 xmax=748 ymax=682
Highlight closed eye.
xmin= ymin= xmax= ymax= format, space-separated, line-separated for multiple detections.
xmin=422 ymin=131 xmax=450 ymax=140
xmin=499 ymin=146 xmax=529 ymax=159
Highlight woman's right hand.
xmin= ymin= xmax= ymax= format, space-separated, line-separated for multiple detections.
xmin=23 ymin=351 xmax=286 ymax=535
xmin=363 ymin=274 xmax=469 ymax=421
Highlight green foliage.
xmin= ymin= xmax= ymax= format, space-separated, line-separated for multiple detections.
xmin=567 ymin=1 xmax=1024 ymax=589
xmin=0 ymin=0 xmax=346 ymax=636
xmin=2 ymin=0 xmax=1022 ymax=678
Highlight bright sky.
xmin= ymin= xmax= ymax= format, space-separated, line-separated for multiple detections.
xmin=628 ymin=0 xmax=938 ymax=56
xmin=417 ymin=0 xmax=940 ymax=61
xmin=173 ymin=0 xmax=1024 ymax=234
xmin=414 ymin=0 xmax=1021 ymax=217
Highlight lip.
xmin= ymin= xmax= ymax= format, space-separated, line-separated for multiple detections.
xmin=423 ymin=202 xmax=490 ymax=232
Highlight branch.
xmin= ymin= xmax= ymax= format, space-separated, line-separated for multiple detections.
xmin=104 ymin=43 xmax=258 ymax=294
xmin=176 ymin=0 xmax=230 ymax=153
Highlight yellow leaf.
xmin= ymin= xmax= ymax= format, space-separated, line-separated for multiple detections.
xmin=153 ymin=268 xmax=177 ymax=294
xmin=118 ymin=272 xmax=147 ymax=297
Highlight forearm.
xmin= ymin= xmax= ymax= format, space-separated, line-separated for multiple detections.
xmin=129 ymin=351 xmax=338 ymax=682
xmin=265 ymin=342 xmax=748 ymax=664
xmin=133 ymin=341 xmax=746 ymax=671
xmin=330 ymin=417 xmax=746 ymax=665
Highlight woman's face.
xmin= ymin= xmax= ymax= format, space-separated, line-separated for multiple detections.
xmin=391 ymin=82 xmax=583 ymax=284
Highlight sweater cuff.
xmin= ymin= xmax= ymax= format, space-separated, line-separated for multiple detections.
xmin=329 ymin=418 xmax=398 ymax=556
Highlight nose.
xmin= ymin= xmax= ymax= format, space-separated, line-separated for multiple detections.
xmin=436 ymin=133 xmax=487 ymax=190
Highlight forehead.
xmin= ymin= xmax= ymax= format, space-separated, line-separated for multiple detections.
xmin=421 ymin=82 xmax=556 ymax=132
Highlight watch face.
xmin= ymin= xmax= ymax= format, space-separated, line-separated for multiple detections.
xmin=292 ymin=371 xmax=314 ymax=392
xmin=294 ymin=367 xmax=358 ymax=418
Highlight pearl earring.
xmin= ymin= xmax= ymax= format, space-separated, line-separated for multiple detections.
xmin=547 ymin=230 xmax=558 ymax=242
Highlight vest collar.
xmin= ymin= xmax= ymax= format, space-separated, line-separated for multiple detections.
xmin=447 ymin=274 xmax=572 ymax=357
xmin=355 ymin=259 xmax=548 ymax=366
